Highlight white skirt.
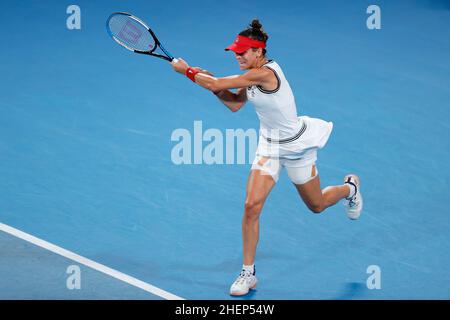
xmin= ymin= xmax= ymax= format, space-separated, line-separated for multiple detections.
xmin=255 ymin=116 xmax=333 ymax=164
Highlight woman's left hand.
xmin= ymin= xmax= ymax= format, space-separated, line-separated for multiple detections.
xmin=171 ymin=58 xmax=189 ymax=74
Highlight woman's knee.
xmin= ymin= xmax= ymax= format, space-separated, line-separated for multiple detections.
xmin=244 ymin=199 xmax=264 ymax=218
xmin=308 ymin=202 xmax=325 ymax=214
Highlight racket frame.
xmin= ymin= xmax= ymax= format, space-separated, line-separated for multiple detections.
xmin=106 ymin=12 xmax=175 ymax=62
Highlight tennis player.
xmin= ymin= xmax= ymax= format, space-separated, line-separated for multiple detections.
xmin=171 ymin=19 xmax=363 ymax=296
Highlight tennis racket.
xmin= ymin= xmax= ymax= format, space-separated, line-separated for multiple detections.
xmin=106 ymin=12 xmax=177 ymax=62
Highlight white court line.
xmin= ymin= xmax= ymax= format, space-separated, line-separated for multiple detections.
xmin=0 ymin=222 xmax=184 ymax=300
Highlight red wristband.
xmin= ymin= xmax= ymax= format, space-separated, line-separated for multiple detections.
xmin=185 ymin=67 xmax=200 ymax=82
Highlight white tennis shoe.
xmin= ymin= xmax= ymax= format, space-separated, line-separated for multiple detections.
xmin=229 ymin=269 xmax=257 ymax=296
xmin=343 ymin=174 xmax=363 ymax=220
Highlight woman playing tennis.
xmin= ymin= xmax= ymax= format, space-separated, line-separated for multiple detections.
xmin=171 ymin=19 xmax=363 ymax=296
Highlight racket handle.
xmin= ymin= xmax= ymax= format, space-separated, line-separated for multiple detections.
xmin=171 ymin=58 xmax=179 ymax=63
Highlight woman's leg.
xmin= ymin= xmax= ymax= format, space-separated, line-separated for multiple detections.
xmin=243 ymin=163 xmax=277 ymax=265
xmin=293 ymin=165 xmax=351 ymax=213
xmin=230 ymin=157 xmax=277 ymax=296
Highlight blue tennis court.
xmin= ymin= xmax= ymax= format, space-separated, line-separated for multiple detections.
xmin=1 ymin=0 xmax=449 ymax=299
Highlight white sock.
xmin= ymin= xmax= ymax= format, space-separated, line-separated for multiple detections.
xmin=242 ymin=264 xmax=255 ymax=274
xmin=345 ymin=183 xmax=356 ymax=199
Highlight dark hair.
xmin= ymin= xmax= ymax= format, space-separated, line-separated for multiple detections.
xmin=239 ymin=19 xmax=269 ymax=55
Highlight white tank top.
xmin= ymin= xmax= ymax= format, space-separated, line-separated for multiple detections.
xmin=246 ymin=60 xmax=301 ymax=140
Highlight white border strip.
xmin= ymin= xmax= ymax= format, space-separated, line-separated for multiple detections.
xmin=0 ymin=222 xmax=184 ymax=300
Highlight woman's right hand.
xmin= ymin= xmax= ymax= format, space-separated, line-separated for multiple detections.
xmin=171 ymin=58 xmax=189 ymax=74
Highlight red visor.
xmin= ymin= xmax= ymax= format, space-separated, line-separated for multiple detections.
xmin=225 ymin=35 xmax=266 ymax=54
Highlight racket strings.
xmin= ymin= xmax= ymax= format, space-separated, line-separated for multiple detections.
xmin=107 ymin=14 xmax=155 ymax=52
